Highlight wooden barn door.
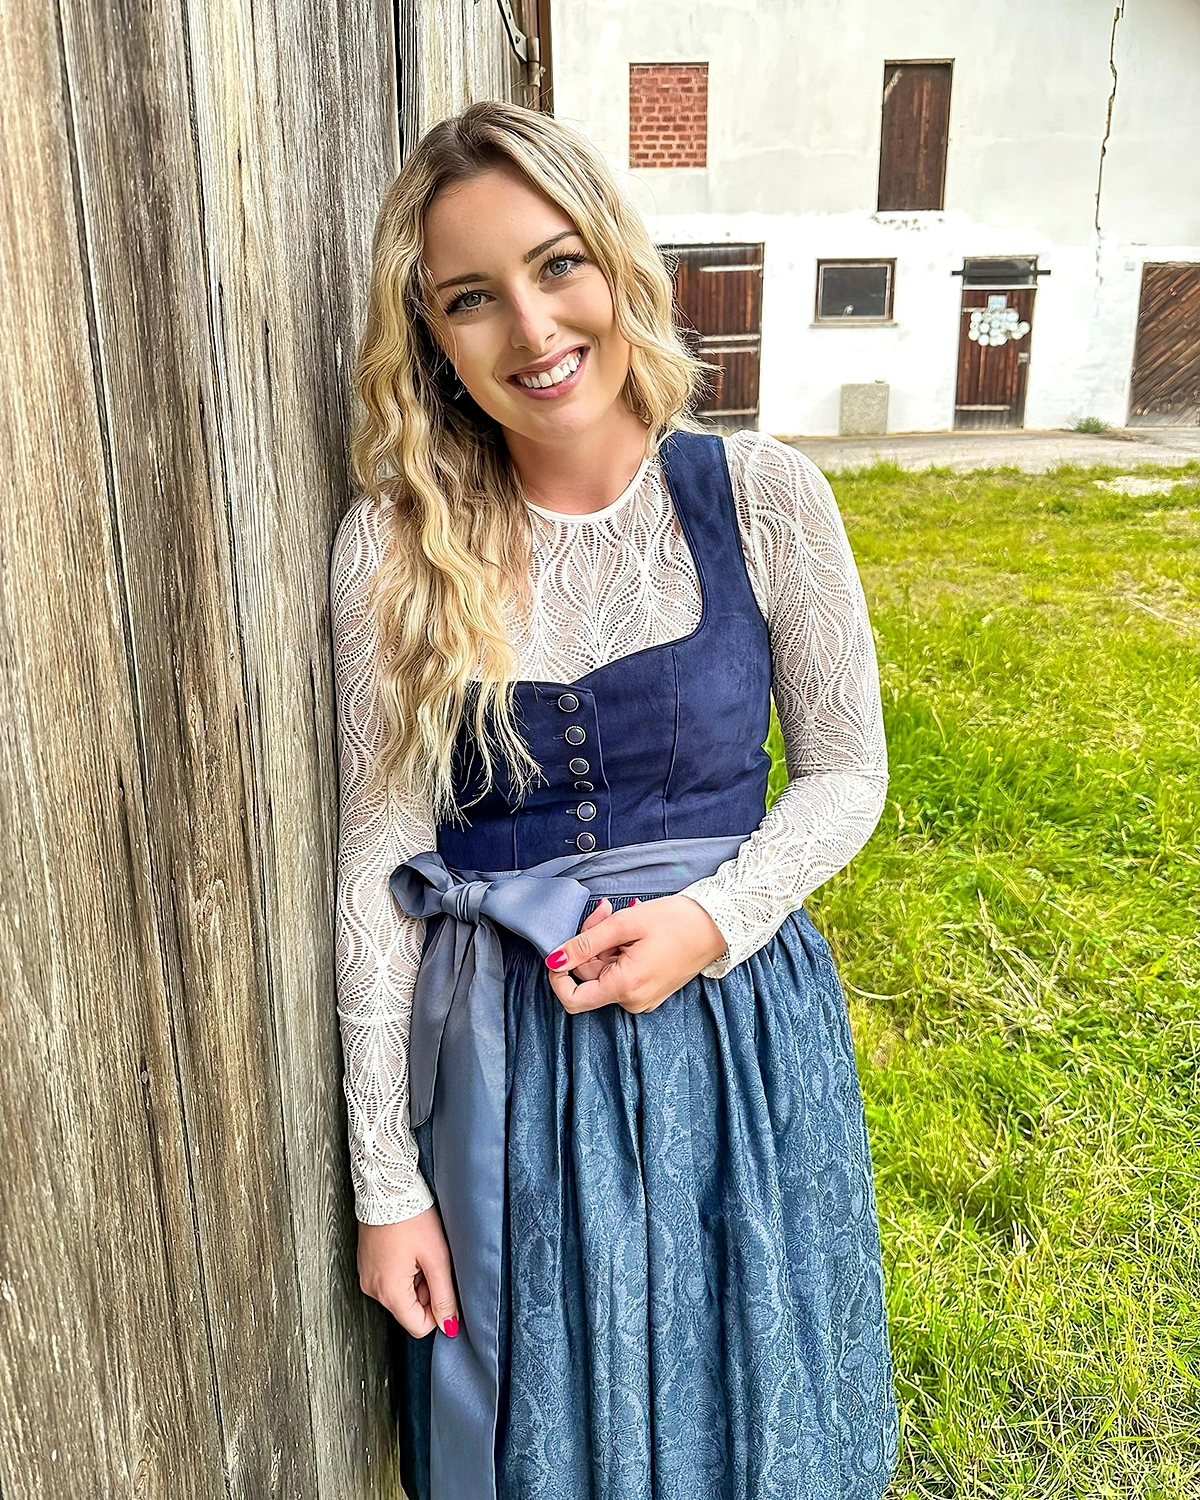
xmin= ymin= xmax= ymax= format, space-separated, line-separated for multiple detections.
xmin=954 ymin=286 xmax=1037 ymax=429
xmin=660 ymin=243 xmax=764 ymax=430
xmin=1128 ymin=263 xmax=1200 ymax=424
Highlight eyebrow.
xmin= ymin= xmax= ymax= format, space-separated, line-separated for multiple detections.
xmin=433 ymin=230 xmax=583 ymax=293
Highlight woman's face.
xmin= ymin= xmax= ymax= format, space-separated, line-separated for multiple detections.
xmin=421 ymin=167 xmax=634 ymax=446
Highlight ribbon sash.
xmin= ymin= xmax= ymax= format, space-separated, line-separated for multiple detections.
xmin=387 ymin=833 xmax=748 ymax=1500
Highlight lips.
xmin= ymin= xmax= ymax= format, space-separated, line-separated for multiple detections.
xmin=507 ymin=344 xmax=589 ymax=399
xmin=508 ymin=343 xmax=586 ymax=380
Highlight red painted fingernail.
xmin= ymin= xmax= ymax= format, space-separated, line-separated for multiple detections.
xmin=443 ymin=1315 xmax=458 ymax=1337
xmin=630 ymin=897 xmax=640 ymax=905
xmin=546 ymin=949 xmax=568 ymax=970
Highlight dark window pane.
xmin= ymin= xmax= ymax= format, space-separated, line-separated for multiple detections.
xmin=960 ymin=256 xmax=1038 ymax=286
xmin=819 ymin=264 xmax=890 ymax=319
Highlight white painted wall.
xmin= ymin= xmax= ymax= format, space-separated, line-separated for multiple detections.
xmin=550 ymin=0 xmax=1200 ymax=433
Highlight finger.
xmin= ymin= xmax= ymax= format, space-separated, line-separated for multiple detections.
xmin=558 ymin=899 xmax=639 ymax=972
xmin=418 ymin=1241 xmax=461 ymax=1339
xmin=555 ymin=951 xmax=646 ymax=1012
xmin=580 ymin=897 xmax=612 ymax=930
xmin=545 ymin=905 xmax=644 ymax=975
xmin=546 ymin=948 xmax=639 ymax=1012
xmin=389 ymin=1271 xmax=437 ymax=1339
xmin=570 ymin=949 xmax=623 ymax=980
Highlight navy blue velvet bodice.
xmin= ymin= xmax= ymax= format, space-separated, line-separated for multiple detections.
xmin=436 ymin=430 xmax=772 ymax=871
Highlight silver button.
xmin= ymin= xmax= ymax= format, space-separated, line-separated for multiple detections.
xmin=568 ymin=757 xmax=590 ymax=775
xmin=576 ymin=801 xmax=597 ymax=822
xmin=564 ymin=725 xmax=586 ymax=746
xmin=557 ymin=692 xmax=581 ymax=713
xmin=575 ymin=831 xmax=596 ymax=852
xmin=574 ymin=780 xmax=594 ymax=792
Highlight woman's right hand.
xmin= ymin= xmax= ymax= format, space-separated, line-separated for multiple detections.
xmin=357 ymin=1205 xmax=460 ymax=1340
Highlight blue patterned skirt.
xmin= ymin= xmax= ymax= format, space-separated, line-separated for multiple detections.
xmin=386 ymin=900 xmax=898 ymax=1500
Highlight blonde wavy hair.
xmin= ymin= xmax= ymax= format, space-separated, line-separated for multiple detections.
xmin=348 ymin=99 xmax=709 ymax=826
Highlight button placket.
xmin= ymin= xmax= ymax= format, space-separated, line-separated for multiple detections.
xmin=555 ymin=689 xmax=601 ymax=854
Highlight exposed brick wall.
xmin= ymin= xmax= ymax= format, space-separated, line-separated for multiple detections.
xmin=629 ymin=63 xmax=708 ymax=169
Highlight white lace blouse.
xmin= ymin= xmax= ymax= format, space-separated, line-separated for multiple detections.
xmin=330 ymin=429 xmax=888 ymax=1225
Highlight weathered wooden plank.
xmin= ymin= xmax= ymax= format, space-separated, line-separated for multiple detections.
xmin=0 ymin=4 xmax=225 ymax=1496
xmin=416 ymin=0 xmax=525 ymax=126
xmin=179 ymin=0 xmax=408 ymax=1494
xmin=52 ymin=0 xmax=321 ymax=1484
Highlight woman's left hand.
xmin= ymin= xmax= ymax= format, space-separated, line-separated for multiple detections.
xmin=543 ymin=895 xmax=728 ymax=1014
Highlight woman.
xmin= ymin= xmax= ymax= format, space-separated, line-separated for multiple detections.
xmin=331 ymin=99 xmax=898 ymax=1500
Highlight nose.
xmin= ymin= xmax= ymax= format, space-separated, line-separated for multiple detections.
xmin=508 ymin=284 xmax=558 ymax=356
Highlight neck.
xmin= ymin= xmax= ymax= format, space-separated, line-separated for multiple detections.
xmin=503 ymin=401 xmax=652 ymax=516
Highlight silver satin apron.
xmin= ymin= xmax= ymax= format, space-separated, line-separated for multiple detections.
xmin=389 ymin=832 xmax=749 ymax=1500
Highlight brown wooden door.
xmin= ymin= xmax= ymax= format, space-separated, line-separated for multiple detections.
xmin=877 ymin=61 xmax=952 ymax=211
xmin=1129 ymin=263 xmax=1200 ymax=423
xmin=954 ymin=287 xmax=1036 ymax=429
xmin=660 ymin=242 xmax=764 ymax=429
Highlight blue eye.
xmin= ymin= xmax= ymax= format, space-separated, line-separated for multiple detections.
xmin=446 ymin=288 xmax=486 ymax=314
xmin=544 ymin=252 xmax=588 ymax=278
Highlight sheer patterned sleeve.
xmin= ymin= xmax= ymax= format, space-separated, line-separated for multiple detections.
xmin=679 ymin=430 xmax=889 ymax=978
xmin=331 ymin=497 xmax=437 ymax=1225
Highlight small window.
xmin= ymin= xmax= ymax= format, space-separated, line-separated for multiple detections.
xmin=815 ymin=261 xmax=895 ymax=322
xmin=877 ymin=61 xmax=952 ymax=211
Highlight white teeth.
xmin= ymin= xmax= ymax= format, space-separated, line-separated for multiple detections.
xmin=517 ymin=348 xmax=582 ymax=389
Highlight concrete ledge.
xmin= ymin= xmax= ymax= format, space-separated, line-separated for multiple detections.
xmin=775 ymin=426 xmax=1200 ymax=473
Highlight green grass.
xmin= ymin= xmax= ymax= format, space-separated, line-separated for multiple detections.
xmin=769 ymin=461 xmax=1200 ymax=1498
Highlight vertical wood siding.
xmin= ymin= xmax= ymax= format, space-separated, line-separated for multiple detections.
xmin=0 ymin=3 xmax=520 ymax=1497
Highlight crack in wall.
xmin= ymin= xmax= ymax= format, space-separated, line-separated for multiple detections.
xmin=1095 ymin=0 xmax=1126 ymax=240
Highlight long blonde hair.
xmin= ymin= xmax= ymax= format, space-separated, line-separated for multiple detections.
xmin=348 ymin=100 xmax=708 ymax=825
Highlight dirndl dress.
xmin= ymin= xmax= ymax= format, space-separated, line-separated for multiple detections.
xmin=382 ymin=430 xmax=899 ymax=1500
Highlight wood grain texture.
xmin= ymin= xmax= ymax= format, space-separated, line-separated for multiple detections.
xmin=414 ymin=0 xmax=532 ymax=125
xmin=1129 ymin=262 xmax=1200 ymax=420
xmin=0 ymin=0 xmax=513 ymax=1495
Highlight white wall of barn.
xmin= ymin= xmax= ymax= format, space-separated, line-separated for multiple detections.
xmin=550 ymin=0 xmax=1200 ymax=434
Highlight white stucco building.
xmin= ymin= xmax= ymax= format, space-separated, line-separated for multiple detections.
xmin=549 ymin=0 xmax=1200 ymax=435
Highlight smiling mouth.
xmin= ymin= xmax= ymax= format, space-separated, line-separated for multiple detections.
xmin=508 ymin=345 xmax=587 ymax=394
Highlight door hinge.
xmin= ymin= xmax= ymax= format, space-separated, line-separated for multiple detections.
xmin=495 ymin=0 xmax=529 ymax=62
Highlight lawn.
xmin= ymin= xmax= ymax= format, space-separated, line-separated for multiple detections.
xmin=771 ymin=461 xmax=1200 ymax=1499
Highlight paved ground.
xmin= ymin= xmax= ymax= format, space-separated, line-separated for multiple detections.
xmin=778 ymin=426 xmax=1200 ymax=473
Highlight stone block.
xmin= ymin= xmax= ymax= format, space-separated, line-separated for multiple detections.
xmin=839 ymin=382 xmax=889 ymax=436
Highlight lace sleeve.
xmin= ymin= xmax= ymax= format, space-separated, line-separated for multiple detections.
xmin=679 ymin=431 xmax=888 ymax=977
xmin=331 ymin=497 xmax=437 ymax=1225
